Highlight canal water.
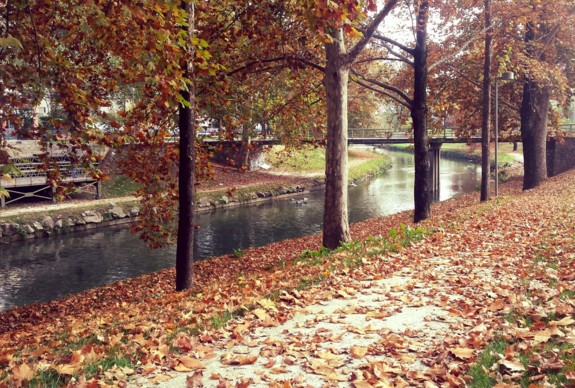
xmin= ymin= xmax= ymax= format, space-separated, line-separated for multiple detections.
xmin=0 ymin=150 xmax=480 ymax=311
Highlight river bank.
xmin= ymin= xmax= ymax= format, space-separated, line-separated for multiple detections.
xmin=0 ymin=148 xmax=390 ymax=244
xmin=2 ymin=167 xmax=574 ymax=386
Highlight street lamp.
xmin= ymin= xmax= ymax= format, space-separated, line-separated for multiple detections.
xmin=494 ymin=71 xmax=514 ymax=197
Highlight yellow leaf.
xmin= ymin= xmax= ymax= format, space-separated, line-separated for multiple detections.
xmin=499 ymin=359 xmax=525 ymax=372
xmin=54 ymin=363 xmax=81 ymax=375
xmin=252 ymin=308 xmax=270 ymax=321
xmin=12 ymin=363 xmax=35 ymax=381
xmin=350 ymin=346 xmax=369 ymax=359
xmin=550 ymin=316 xmax=575 ymax=326
xmin=533 ymin=329 xmax=552 ymax=344
xmin=450 ymin=347 xmax=474 ymax=360
xmin=258 ymin=298 xmax=278 ymax=312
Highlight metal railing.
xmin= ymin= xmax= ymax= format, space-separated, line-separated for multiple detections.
xmin=348 ymin=127 xmax=457 ymax=140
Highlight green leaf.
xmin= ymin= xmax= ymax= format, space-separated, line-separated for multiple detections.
xmin=0 ymin=35 xmax=23 ymax=49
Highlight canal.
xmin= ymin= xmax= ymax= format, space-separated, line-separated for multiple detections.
xmin=0 ymin=150 xmax=480 ymax=311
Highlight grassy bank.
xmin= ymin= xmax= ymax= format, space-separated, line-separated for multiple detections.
xmin=266 ymin=145 xmax=391 ymax=180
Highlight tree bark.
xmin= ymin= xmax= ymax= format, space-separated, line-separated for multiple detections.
xmin=520 ymin=79 xmax=549 ymax=190
xmin=322 ymin=28 xmax=351 ymax=249
xmin=412 ymin=1 xmax=430 ymax=223
xmin=520 ymin=21 xmax=548 ymax=190
xmin=176 ymin=1 xmax=195 ymax=291
xmin=480 ymin=0 xmax=492 ymax=202
xmin=239 ymin=124 xmax=251 ymax=170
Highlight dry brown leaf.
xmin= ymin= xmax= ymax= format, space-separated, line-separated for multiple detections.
xmin=224 ymin=355 xmax=258 ymax=365
xmin=487 ymin=299 xmax=506 ymax=311
xmin=352 ymin=381 xmax=374 ymax=388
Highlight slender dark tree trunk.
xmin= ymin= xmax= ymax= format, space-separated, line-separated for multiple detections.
xmin=412 ymin=1 xmax=430 ymax=223
xmin=323 ymin=28 xmax=351 ymax=249
xmin=520 ymin=21 xmax=548 ymax=190
xmin=176 ymin=1 xmax=195 ymax=291
xmin=480 ymin=0 xmax=492 ymax=202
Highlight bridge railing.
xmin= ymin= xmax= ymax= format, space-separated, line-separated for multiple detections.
xmin=560 ymin=123 xmax=575 ymax=133
xmin=348 ymin=127 xmax=458 ymax=140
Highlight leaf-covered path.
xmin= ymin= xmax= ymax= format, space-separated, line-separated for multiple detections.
xmin=2 ymin=171 xmax=575 ymax=387
xmin=137 ymin=173 xmax=575 ymax=387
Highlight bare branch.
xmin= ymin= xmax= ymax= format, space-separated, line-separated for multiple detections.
xmin=429 ymin=24 xmax=494 ymax=72
xmin=371 ymin=33 xmax=415 ymax=55
xmin=345 ymin=0 xmax=400 ymax=64
xmin=351 ymin=69 xmax=413 ymax=106
xmin=351 ymin=77 xmax=411 ymax=108
xmin=355 ymin=56 xmax=411 ymax=65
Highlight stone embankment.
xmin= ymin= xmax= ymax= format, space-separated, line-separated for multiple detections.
xmin=0 ymin=183 xmax=317 ymax=244
xmin=0 ymin=205 xmax=139 ymax=244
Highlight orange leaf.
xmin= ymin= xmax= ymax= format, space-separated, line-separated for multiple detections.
xmin=350 ymin=346 xmax=368 ymax=359
xmin=225 ymin=355 xmax=258 ymax=365
xmin=178 ymin=355 xmax=204 ymax=370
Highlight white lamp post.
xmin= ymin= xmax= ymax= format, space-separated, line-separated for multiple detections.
xmin=494 ymin=71 xmax=514 ymax=197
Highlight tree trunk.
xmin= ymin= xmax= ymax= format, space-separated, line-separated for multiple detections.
xmin=322 ymin=28 xmax=351 ymax=249
xmin=239 ymin=124 xmax=251 ymax=170
xmin=412 ymin=1 xmax=430 ymax=223
xmin=480 ymin=0 xmax=492 ymax=202
xmin=520 ymin=21 xmax=548 ymax=190
xmin=520 ymin=79 xmax=549 ymax=190
xmin=176 ymin=1 xmax=195 ymax=291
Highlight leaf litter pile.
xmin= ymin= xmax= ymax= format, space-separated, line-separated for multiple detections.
xmin=2 ymin=171 xmax=575 ymax=387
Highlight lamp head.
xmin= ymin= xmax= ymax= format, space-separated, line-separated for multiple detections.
xmin=500 ymin=71 xmax=515 ymax=81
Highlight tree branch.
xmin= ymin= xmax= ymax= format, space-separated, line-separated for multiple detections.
xmin=351 ymin=77 xmax=411 ymax=108
xmin=345 ymin=0 xmax=400 ymax=64
xmin=429 ymin=24 xmax=494 ymax=72
xmin=351 ymin=69 xmax=413 ymax=106
xmin=371 ymin=33 xmax=415 ymax=55
xmin=355 ymin=55 xmax=411 ymax=65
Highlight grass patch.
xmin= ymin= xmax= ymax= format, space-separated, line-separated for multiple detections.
xmin=349 ymin=157 xmax=391 ymax=182
xmin=266 ymin=145 xmax=390 ymax=180
xmin=84 ymin=354 xmax=134 ymax=379
xmin=266 ymin=145 xmax=326 ymax=174
xmin=29 ymin=369 xmax=69 ymax=388
xmin=101 ymin=175 xmax=140 ymax=198
xmin=468 ymin=338 xmax=509 ymax=387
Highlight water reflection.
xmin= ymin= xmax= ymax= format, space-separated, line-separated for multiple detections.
xmin=0 ymin=150 xmax=480 ymax=311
